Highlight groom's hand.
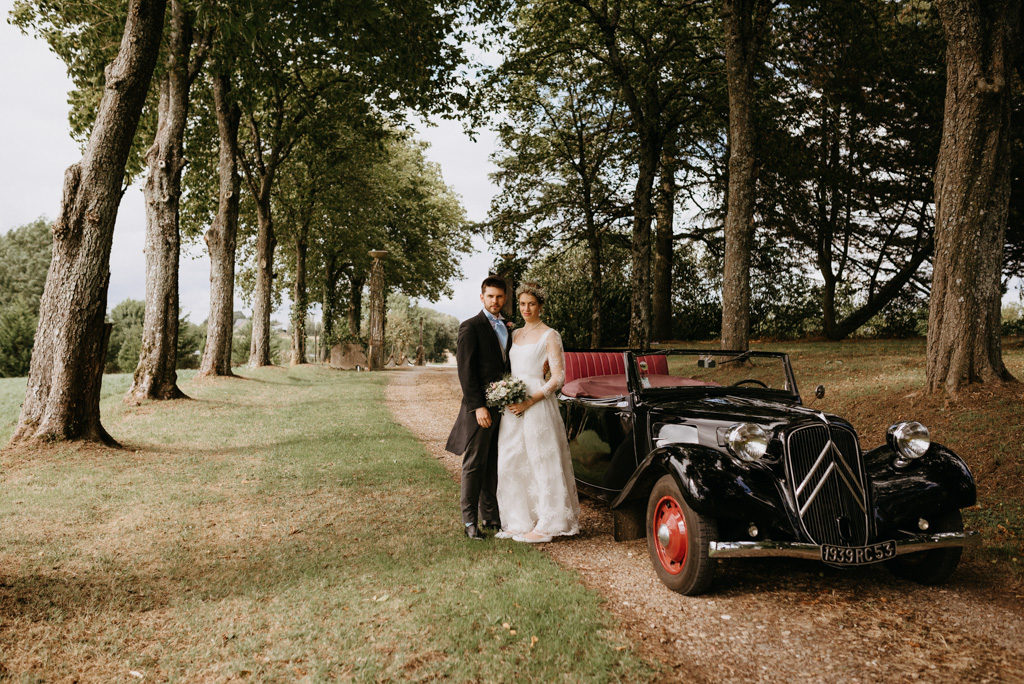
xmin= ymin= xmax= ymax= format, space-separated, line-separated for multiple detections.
xmin=475 ymin=407 xmax=492 ymax=428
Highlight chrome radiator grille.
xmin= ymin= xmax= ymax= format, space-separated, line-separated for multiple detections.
xmin=785 ymin=425 xmax=869 ymax=546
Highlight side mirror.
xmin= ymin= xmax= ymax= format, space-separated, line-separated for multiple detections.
xmin=815 ymin=384 xmax=826 ymax=400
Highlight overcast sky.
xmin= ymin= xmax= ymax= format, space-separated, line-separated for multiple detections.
xmin=0 ymin=1 xmax=502 ymax=325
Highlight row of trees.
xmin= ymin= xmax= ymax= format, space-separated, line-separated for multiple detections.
xmin=7 ymin=0 xmax=497 ymax=445
xmin=485 ymin=0 xmax=1021 ymax=395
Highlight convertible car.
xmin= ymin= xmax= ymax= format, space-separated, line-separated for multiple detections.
xmin=558 ymin=349 xmax=979 ymax=595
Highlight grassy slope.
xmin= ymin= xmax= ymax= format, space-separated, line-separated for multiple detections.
xmin=0 ymin=366 xmax=654 ymax=682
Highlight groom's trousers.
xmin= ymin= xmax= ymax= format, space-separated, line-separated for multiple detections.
xmin=461 ymin=410 xmax=501 ymax=526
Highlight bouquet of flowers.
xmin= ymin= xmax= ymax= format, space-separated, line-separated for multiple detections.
xmin=485 ymin=374 xmax=527 ymax=409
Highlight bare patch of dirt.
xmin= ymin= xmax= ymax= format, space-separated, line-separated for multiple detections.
xmin=387 ymin=366 xmax=1024 ymax=683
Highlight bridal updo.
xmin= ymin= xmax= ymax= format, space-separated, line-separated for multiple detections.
xmin=516 ymin=281 xmax=547 ymax=306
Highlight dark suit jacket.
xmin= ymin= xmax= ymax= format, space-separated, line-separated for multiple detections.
xmin=445 ymin=311 xmax=512 ymax=455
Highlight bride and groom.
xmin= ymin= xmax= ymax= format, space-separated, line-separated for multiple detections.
xmin=445 ymin=276 xmax=580 ymax=543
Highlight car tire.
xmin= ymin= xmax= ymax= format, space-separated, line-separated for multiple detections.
xmin=885 ymin=509 xmax=965 ymax=585
xmin=646 ymin=474 xmax=718 ymax=595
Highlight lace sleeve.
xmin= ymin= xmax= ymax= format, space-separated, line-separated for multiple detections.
xmin=540 ymin=329 xmax=565 ymax=396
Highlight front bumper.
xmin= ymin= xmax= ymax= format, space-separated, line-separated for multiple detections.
xmin=708 ymin=531 xmax=980 ymax=562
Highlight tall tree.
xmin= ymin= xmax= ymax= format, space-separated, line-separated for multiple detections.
xmin=720 ymin=0 xmax=774 ymax=351
xmin=652 ymin=149 xmax=678 ymax=341
xmin=758 ymin=0 xmax=944 ymax=340
xmin=128 ymin=0 xmax=209 ymax=402
xmin=196 ymin=66 xmax=242 ymax=377
xmin=9 ymin=0 xmax=167 ymax=445
xmin=488 ymin=54 xmax=632 ymax=347
xmin=927 ymin=0 xmax=1020 ymax=393
xmin=505 ymin=0 xmax=718 ymax=348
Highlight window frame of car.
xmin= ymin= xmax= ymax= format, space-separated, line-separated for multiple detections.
xmin=623 ymin=349 xmax=804 ymax=405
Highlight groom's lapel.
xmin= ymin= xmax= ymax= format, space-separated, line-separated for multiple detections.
xmin=478 ymin=311 xmax=504 ymax=361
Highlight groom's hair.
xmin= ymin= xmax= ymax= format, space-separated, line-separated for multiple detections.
xmin=481 ymin=276 xmax=507 ymax=293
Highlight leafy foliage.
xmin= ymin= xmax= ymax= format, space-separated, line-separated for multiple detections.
xmin=383 ymin=294 xmax=459 ymax=363
xmin=105 ymin=299 xmax=205 ymax=372
xmin=0 ymin=219 xmax=53 ymax=377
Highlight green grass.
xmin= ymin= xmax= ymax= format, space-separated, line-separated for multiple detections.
xmin=0 ymin=366 xmax=655 ymax=682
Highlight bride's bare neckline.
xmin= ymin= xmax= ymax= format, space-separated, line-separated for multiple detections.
xmin=513 ymin=325 xmax=550 ymax=346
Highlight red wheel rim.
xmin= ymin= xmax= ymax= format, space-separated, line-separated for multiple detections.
xmin=653 ymin=495 xmax=688 ymax=575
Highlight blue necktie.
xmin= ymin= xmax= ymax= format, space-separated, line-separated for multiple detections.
xmin=492 ymin=316 xmax=508 ymax=351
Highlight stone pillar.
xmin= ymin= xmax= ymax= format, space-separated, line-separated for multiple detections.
xmin=367 ymin=250 xmax=387 ymax=370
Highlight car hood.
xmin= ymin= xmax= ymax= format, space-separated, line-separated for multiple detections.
xmin=646 ymin=394 xmax=845 ymax=432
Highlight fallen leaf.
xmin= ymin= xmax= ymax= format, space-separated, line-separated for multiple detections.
xmin=530 ymin=635 xmax=538 ymax=649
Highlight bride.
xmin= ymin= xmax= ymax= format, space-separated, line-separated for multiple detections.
xmin=495 ymin=282 xmax=580 ymax=543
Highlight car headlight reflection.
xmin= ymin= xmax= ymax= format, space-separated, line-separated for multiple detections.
xmin=727 ymin=423 xmax=769 ymax=462
xmin=887 ymin=421 xmax=930 ymax=464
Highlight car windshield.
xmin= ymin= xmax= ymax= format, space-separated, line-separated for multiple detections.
xmin=629 ymin=350 xmax=795 ymax=395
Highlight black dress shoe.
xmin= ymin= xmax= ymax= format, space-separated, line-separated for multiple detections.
xmin=464 ymin=523 xmax=486 ymax=540
xmin=479 ymin=520 xmax=501 ymax=533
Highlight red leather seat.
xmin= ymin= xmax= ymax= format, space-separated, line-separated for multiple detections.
xmin=563 ymin=351 xmax=667 ymax=383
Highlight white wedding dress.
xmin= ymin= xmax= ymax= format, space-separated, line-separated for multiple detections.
xmin=496 ymin=327 xmax=580 ymax=538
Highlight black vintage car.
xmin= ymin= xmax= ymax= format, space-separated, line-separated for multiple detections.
xmin=559 ymin=349 xmax=979 ymax=595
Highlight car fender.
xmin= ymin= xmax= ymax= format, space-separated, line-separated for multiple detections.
xmin=863 ymin=441 xmax=977 ymax=532
xmin=610 ymin=444 xmax=786 ymax=523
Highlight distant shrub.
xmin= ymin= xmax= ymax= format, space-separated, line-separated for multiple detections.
xmin=1003 ymin=303 xmax=1024 ymax=336
xmin=0 ymin=300 xmax=38 ymax=377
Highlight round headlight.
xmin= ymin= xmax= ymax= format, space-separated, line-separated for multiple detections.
xmin=727 ymin=423 xmax=769 ymax=462
xmin=887 ymin=421 xmax=930 ymax=461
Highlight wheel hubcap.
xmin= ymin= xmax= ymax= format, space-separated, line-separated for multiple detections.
xmin=653 ymin=495 xmax=688 ymax=575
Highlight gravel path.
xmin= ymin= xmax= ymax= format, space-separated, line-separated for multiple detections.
xmin=386 ymin=366 xmax=1024 ymax=683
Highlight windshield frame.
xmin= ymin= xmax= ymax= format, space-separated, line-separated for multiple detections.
xmin=624 ymin=349 xmax=801 ymax=403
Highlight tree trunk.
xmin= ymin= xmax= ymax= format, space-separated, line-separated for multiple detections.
xmin=627 ymin=134 xmax=660 ymax=349
xmin=721 ymin=0 xmax=761 ymax=352
xmin=823 ymin=249 xmax=930 ymax=340
xmin=320 ymin=254 xmax=338 ymax=362
xmin=128 ymin=0 xmax=195 ymax=402
xmin=367 ymin=257 xmax=386 ymax=370
xmin=585 ymin=220 xmax=603 ymax=349
xmin=348 ymin=275 xmax=365 ymax=337
xmin=927 ymin=0 xmax=1019 ymax=394
xmin=652 ymin=153 xmax=677 ymax=341
xmin=9 ymin=0 xmax=166 ymax=446
xmin=198 ymin=69 xmax=241 ymax=377
xmin=248 ymin=197 xmax=276 ymax=367
xmin=290 ymin=231 xmax=308 ymax=365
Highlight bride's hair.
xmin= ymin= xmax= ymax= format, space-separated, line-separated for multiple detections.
xmin=516 ymin=281 xmax=547 ymax=306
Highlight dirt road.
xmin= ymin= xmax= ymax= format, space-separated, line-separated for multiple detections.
xmin=386 ymin=366 xmax=1024 ymax=683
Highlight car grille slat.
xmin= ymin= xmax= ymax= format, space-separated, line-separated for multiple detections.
xmin=785 ymin=425 xmax=868 ymax=546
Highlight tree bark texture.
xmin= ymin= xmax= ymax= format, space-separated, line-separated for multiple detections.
xmin=128 ymin=0 xmax=197 ymax=402
xmin=927 ymin=0 xmax=1020 ymax=394
xmin=248 ymin=197 xmax=276 ymax=367
xmin=290 ymin=231 xmax=308 ymax=365
xmin=348 ymin=275 xmax=364 ymax=338
xmin=198 ymin=70 xmax=241 ymax=377
xmin=367 ymin=258 xmax=386 ymax=370
xmin=653 ymin=153 xmax=677 ymax=341
xmin=585 ymin=222 xmax=603 ymax=349
xmin=10 ymin=0 xmax=166 ymax=446
xmin=720 ymin=0 xmax=762 ymax=352
xmin=319 ymin=254 xmax=338 ymax=362
xmin=627 ymin=138 xmax=659 ymax=349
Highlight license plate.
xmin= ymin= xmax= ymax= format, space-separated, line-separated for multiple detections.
xmin=821 ymin=540 xmax=896 ymax=566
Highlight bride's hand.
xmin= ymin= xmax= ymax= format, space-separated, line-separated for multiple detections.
xmin=508 ymin=398 xmax=533 ymax=416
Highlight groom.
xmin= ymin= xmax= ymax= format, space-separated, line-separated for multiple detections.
xmin=445 ymin=276 xmax=512 ymax=540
